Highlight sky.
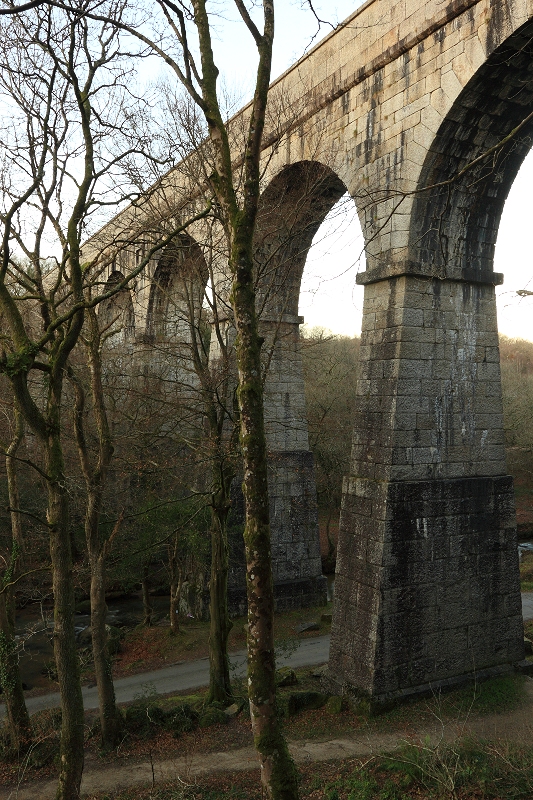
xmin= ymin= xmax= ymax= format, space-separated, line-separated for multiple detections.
xmin=210 ymin=0 xmax=533 ymax=342
xmin=300 ymin=149 xmax=533 ymax=341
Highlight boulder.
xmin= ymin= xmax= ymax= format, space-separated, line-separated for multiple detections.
xmin=224 ymin=702 xmax=243 ymax=719
xmin=76 ymin=624 xmax=123 ymax=654
xmin=124 ymin=702 xmax=165 ymax=737
xmin=77 ymin=626 xmax=92 ymax=647
xmin=198 ymin=707 xmax=228 ymax=728
xmin=310 ymin=664 xmax=328 ymax=679
xmin=165 ymin=703 xmax=199 ymax=736
xmin=296 ymin=621 xmax=319 ymax=633
xmin=287 ymin=691 xmax=328 ymax=716
xmin=325 ymin=695 xmax=343 ymax=714
xmin=276 ymin=667 xmax=298 ymax=687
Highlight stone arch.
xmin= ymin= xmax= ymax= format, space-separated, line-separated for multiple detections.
xmin=329 ymin=22 xmax=533 ymax=706
xmin=98 ymin=270 xmax=135 ymax=345
xmin=146 ymin=234 xmax=208 ymax=342
xmin=410 ymin=19 xmax=533 ymax=281
xmin=255 ymin=160 xmax=354 ymax=454
xmin=250 ymin=160 xmax=357 ymax=606
xmin=255 ymin=160 xmax=349 ymax=318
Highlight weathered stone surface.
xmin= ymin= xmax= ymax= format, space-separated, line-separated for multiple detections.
xmin=325 ymin=695 xmax=344 ymax=715
xmin=329 ymin=475 xmax=524 ymax=703
xmin=223 ymin=702 xmax=243 ymax=718
xmin=296 ymin=622 xmax=320 ymax=634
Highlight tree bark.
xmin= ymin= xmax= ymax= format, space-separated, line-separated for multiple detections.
xmin=168 ymin=537 xmax=182 ymax=634
xmin=231 ymin=237 xmax=299 ymax=799
xmin=0 ymin=407 xmax=32 ymax=753
xmin=0 ymin=595 xmax=32 ymax=753
xmin=70 ymin=309 xmax=122 ymax=751
xmin=47 ymin=457 xmax=85 ymax=800
xmin=207 ymin=471 xmax=233 ymax=704
xmin=89 ymin=546 xmax=121 ymax=750
xmin=142 ymin=568 xmax=153 ymax=626
xmin=190 ymin=1 xmax=298 ymax=794
xmin=169 ymin=583 xmax=180 ymax=634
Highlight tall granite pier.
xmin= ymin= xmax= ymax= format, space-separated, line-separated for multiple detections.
xmin=328 ymin=271 xmax=524 ymax=705
xmin=261 ymin=314 xmax=326 ymax=610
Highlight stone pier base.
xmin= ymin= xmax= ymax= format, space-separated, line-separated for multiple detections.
xmin=327 ymin=475 xmax=524 ymax=705
xmin=228 ymin=450 xmax=327 ymax=615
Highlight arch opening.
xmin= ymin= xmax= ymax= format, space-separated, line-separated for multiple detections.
xmin=146 ymin=234 xmax=208 ymax=343
xmin=254 ymin=161 xmax=364 ymax=590
xmin=255 ymin=161 xmax=349 ymax=319
xmin=98 ymin=270 xmax=135 ymax=346
xmin=410 ymin=19 xmax=533 ymax=281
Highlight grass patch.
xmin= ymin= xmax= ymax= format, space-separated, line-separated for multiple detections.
xmin=82 ymin=739 xmax=533 ymax=799
xmin=356 ymin=673 xmax=529 ymax=743
xmin=447 ymin=674 xmax=526 ymax=715
xmin=520 ymin=552 xmax=533 ymax=591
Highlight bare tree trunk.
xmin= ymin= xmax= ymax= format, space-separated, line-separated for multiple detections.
xmin=0 ymin=597 xmax=32 ymax=753
xmin=47 ymin=460 xmax=84 ymax=800
xmin=0 ymin=407 xmax=32 ymax=752
xmin=231 ymin=239 xmax=299 ymax=798
xmin=207 ymin=470 xmax=233 ymax=704
xmin=168 ymin=539 xmax=181 ymax=634
xmin=169 ymin=584 xmax=180 ymax=634
xmin=70 ymin=307 xmax=123 ymax=751
xmin=142 ymin=568 xmax=153 ymax=626
xmin=88 ymin=508 xmax=122 ymax=750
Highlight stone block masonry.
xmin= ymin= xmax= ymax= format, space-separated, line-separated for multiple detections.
xmin=329 ymin=475 xmax=523 ymax=703
xmin=227 ymin=450 xmax=327 ymax=615
xmin=327 ymin=271 xmax=524 ymax=702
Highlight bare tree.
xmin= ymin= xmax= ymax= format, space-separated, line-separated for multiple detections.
xmin=67 ymin=305 xmax=124 ymax=751
xmin=0 ymin=4 xmax=209 ymax=796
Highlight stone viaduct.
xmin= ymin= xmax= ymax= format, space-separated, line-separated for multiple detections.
xmin=93 ymin=0 xmax=533 ymax=705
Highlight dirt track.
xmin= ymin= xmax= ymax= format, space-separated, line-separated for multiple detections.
xmin=4 ymin=678 xmax=533 ymax=800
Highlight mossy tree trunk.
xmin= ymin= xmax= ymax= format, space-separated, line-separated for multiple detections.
xmin=168 ymin=539 xmax=181 ymax=634
xmin=206 ymin=461 xmax=234 ymax=704
xmin=46 ymin=380 xmax=86 ymax=800
xmin=191 ymin=2 xmax=299 ymax=796
xmin=90 ymin=547 xmax=121 ymax=749
xmin=183 ymin=256 xmax=238 ymax=705
xmin=0 ymin=405 xmax=32 ymax=753
xmin=229 ymin=226 xmax=299 ymax=800
xmin=142 ymin=567 xmax=153 ymax=626
xmin=70 ymin=306 xmax=122 ymax=751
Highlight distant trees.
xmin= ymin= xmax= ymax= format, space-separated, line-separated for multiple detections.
xmin=301 ymin=328 xmax=359 ymax=567
xmin=500 ymin=335 xmax=533 ymax=449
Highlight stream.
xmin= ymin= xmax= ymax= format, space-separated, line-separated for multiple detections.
xmin=13 ymin=593 xmax=171 ymax=691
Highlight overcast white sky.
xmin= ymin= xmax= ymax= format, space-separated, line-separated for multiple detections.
xmin=216 ymin=1 xmax=533 ymax=341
